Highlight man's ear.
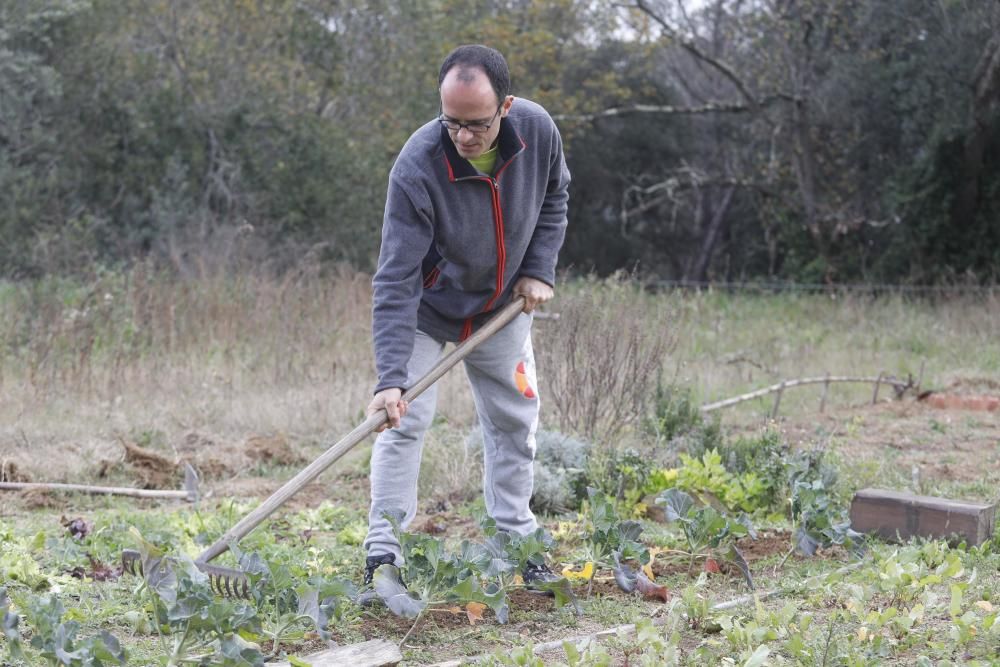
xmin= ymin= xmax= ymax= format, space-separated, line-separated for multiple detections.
xmin=501 ymin=95 xmax=515 ymax=117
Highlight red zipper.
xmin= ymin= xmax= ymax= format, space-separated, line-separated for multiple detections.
xmin=460 ymin=176 xmax=507 ymax=341
xmin=454 ymin=140 xmax=524 ymax=341
xmin=422 ymin=266 xmax=441 ymax=289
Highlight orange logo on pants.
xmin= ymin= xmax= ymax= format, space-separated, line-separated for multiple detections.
xmin=515 ymin=361 xmax=535 ymax=399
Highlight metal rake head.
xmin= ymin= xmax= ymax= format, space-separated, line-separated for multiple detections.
xmin=121 ymin=548 xmax=252 ymax=599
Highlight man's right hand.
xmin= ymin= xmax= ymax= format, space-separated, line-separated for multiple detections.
xmin=367 ymin=388 xmax=408 ymax=432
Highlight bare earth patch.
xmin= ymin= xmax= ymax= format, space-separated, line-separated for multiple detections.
xmin=776 ymin=397 xmax=1000 ymax=490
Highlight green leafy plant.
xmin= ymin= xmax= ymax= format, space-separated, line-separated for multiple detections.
xmin=675 ymin=450 xmax=771 ymax=514
xmin=592 ymin=448 xmax=652 ymax=514
xmin=131 ymin=531 xmax=265 ymax=667
xmin=580 ymin=488 xmax=656 ymax=597
xmin=1 ymin=587 xmax=125 ymax=666
xmin=656 ymin=488 xmax=755 ymax=588
xmin=782 ymin=451 xmax=864 ymax=560
xmin=233 ymin=549 xmax=355 ymax=658
xmin=477 ymin=516 xmax=578 ymax=610
xmin=530 ymin=430 xmax=592 ymax=514
xmin=1 ymin=587 xmax=26 ymax=662
xmin=376 ymin=511 xmax=576 ymax=625
xmin=377 ymin=510 xmax=509 ymax=623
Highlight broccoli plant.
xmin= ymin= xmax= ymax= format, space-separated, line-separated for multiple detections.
xmin=781 ymin=450 xmax=865 ymax=564
xmin=656 ymin=488 xmax=755 ymax=588
xmin=1 ymin=586 xmax=125 ymax=666
xmin=476 ymin=516 xmax=577 ymax=611
xmin=374 ymin=510 xmax=510 ymax=623
xmin=374 ymin=511 xmax=578 ymax=625
xmin=233 ymin=549 xmax=355 ymax=658
xmin=130 ymin=531 xmax=264 ymax=667
xmin=580 ymin=488 xmax=654 ymax=597
xmin=788 ymin=478 xmax=865 ymax=559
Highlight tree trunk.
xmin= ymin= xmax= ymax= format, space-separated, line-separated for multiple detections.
xmin=951 ymin=31 xmax=1000 ymax=229
xmin=688 ymin=185 xmax=736 ymax=282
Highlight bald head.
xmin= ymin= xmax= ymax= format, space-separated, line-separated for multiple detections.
xmin=438 ymin=44 xmax=510 ymax=105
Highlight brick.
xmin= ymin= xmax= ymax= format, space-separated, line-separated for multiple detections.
xmin=850 ymin=488 xmax=996 ymax=545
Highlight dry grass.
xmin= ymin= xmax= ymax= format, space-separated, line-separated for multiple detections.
xmin=1 ymin=268 xmax=998 ymax=488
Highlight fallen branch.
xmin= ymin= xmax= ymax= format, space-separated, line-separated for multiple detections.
xmin=0 ymin=464 xmax=200 ymax=502
xmin=426 ymin=561 xmax=865 ymax=667
xmin=700 ymin=374 xmax=914 ymax=413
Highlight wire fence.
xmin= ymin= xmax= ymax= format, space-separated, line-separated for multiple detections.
xmin=648 ymin=280 xmax=999 ymax=296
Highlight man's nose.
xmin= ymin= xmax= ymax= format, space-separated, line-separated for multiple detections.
xmin=457 ymin=126 xmax=476 ymax=141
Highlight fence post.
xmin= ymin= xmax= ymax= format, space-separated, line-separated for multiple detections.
xmin=771 ymin=381 xmax=785 ymax=419
xmin=819 ymin=373 xmax=831 ymax=413
xmin=872 ymin=372 xmax=884 ymax=405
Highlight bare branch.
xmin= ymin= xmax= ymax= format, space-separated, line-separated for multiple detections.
xmin=632 ymin=0 xmax=759 ymax=109
xmin=553 ymin=101 xmax=749 ymax=122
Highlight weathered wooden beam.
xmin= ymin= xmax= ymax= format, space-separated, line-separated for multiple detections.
xmin=0 ymin=464 xmax=200 ymax=502
xmin=267 ymin=639 xmax=401 ymax=667
xmin=850 ymin=488 xmax=997 ymax=545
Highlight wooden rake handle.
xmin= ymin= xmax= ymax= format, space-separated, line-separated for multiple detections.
xmin=197 ymin=296 xmax=527 ymax=564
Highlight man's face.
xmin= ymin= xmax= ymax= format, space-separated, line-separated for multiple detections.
xmin=440 ymin=67 xmax=512 ymax=160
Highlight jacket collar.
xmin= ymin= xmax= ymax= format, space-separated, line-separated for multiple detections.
xmin=441 ymin=115 xmax=526 ymax=182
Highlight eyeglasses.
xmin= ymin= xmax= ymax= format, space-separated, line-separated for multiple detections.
xmin=439 ymin=104 xmax=502 ymax=134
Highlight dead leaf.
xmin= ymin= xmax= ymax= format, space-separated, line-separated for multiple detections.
xmin=86 ymin=555 xmax=121 ymax=582
xmin=643 ymin=547 xmax=665 ymax=580
xmin=61 ymin=516 xmax=91 ymax=540
xmin=417 ymin=516 xmax=447 ymax=535
xmin=466 ymin=602 xmax=487 ymax=625
xmin=561 ymin=561 xmax=595 ymax=582
xmin=635 ymin=572 xmax=671 ymax=602
xmin=704 ymin=557 xmax=722 ymax=574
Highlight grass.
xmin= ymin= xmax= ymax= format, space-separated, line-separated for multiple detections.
xmin=1 ymin=269 xmax=999 ymax=664
xmin=3 ymin=269 xmax=997 ymax=485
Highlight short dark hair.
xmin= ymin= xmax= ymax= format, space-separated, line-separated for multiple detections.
xmin=439 ymin=45 xmax=510 ymax=104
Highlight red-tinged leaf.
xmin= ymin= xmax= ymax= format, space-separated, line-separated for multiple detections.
xmin=466 ymin=601 xmax=487 ymax=625
xmin=704 ymin=557 xmax=721 ymax=573
xmin=635 ymin=572 xmax=671 ymax=602
xmin=86 ymin=554 xmax=122 ymax=582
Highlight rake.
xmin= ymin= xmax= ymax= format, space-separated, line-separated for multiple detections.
xmin=122 ymin=297 xmax=527 ymax=597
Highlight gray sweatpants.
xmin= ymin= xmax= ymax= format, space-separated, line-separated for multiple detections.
xmin=364 ymin=312 xmax=539 ymax=563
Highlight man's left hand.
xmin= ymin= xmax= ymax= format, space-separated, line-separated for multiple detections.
xmin=512 ymin=276 xmax=554 ymax=313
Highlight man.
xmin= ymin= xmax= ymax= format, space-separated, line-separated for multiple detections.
xmin=362 ymin=44 xmax=570 ymax=591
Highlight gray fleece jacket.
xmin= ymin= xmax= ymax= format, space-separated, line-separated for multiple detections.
xmin=372 ymin=97 xmax=570 ymax=393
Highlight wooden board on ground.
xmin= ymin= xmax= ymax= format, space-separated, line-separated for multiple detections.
xmin=267 ymin=639 xmax=401 ymax=667
xmin=850 ymin=488 xmax=997 ymax=545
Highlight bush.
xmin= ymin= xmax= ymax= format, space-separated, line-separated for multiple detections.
xmin=534 ymin=276 xmax=673 ymax=443
xmin=644 ymin=382 xmax=725 ymax=460
xmin=530 ymin=430 xmax=592 ymax=515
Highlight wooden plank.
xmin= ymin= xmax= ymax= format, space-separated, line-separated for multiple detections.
xmin=267 ymin=639 xmax=401 ymax=667
xmin=850 ymin=488 xmax=997 ymax=545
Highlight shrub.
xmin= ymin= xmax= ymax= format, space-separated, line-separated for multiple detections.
xmin=531 ymin=430 xmax=592 ymax=515
xmin=645 ymin=382 xmax=725 ymax=459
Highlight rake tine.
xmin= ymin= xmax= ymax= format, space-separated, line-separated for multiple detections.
xmin=121 ymin=549 xmax=142 ymax=576
xmin=122 ymin=549 xmax=251 ymax=599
